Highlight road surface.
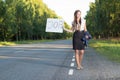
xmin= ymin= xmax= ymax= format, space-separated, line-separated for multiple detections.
xmin=0 ymin=40 xmax=120 ymax=80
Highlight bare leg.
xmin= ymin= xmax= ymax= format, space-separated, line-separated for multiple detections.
xmin=75 ymin=50 xmax=80 ymax=68
xmin=79 ymin=50 xmax=84 ymax=68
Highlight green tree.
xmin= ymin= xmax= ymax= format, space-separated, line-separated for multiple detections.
xmin=86 ymin=0 xmax=120 ymax=39
xmin=0 ymin=0 xmax=71 ymax=41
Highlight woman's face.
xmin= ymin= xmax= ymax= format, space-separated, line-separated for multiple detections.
xmin=76 ymin=12 xmax=81 ymax=19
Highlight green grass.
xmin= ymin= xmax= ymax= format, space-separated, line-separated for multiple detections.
xmin=14 ymin=40 xmax=54 ymax=44
xmin=0 ymin=39 xmax=54 ymax=46
xmin=89 ymin=39 xmax=120 ymax=63
xmin=0 ymin=42 xmax=16 ymax=46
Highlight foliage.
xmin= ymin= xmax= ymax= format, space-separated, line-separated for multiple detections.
xmin=0 ymin=0 xmax=71 ymax=41
xmin=86 ymin=0 xmax=120 ymax=39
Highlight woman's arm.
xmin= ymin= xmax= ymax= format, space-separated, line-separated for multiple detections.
xmin=63 ymin=27 xmax=73 ymax=33
xmin=84 ymin=21 xmax=89 ymax=38
xmin=84 ymin=21 xmax=87 ymax=32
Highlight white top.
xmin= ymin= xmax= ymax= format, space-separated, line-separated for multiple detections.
xmin=80 ymin=19 xmax=86 ymax=31
xmin=72 ymin=19 xmax=86 ymax=31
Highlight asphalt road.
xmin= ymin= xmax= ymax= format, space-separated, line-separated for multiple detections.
xmin=0 ymin=40 xmax=120 ymax=80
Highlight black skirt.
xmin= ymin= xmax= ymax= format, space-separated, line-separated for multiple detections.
xmin=73 ymin=30 xmax=85 ymax=50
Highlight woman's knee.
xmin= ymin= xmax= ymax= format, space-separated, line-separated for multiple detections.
xmin=80 ymin=50 xmax=84 ymax=55
xmin=75 ymin=50 xmax=79 ymax=53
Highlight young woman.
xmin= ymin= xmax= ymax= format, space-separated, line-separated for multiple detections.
xmin=63 ymin=10 xmax=88 ymax=70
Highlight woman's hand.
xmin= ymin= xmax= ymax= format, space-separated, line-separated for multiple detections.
xmin=85 ymin=35 xmax=89 ymax=39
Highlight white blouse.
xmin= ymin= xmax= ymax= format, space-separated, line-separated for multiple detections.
xmin=72 ymin=19 xmax=86 ymax=31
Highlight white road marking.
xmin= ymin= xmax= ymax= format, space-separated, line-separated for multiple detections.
xmin=68 ymin=54 xmax=75 ymax=75
xmin=72 ymin=58 xmax=75 ymax=61
xmin=73 ymin=56 xmax=75 ymax=58
xmin=70 ymin=63 xmax=74 ymax=67
xmin=68 ymin=69 xmax=73 ymax=75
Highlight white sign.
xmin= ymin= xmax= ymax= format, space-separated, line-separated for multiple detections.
xmin=45 ymin=18 xmax=64 ymax=33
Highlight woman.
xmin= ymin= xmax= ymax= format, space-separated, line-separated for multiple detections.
xmin=64 ymin=10 xmax=88 ymax=70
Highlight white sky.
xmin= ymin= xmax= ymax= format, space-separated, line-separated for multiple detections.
xmin=43 ymin=0 xmax=95 ymax=26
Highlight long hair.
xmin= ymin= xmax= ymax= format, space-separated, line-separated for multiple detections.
xmin=73 ymin=10 xmax=81 ymax=31
xmin=74 ymin=10 xmax=81 ymax=24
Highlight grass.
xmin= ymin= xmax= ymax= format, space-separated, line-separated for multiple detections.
xmin=89 ymin=39 xmax=120 ymax=63
xmin=0 ymin=42 xmax=16 ymax=46
xmin=14 ymin=40 xmax=54 ymax=44
xmin=0 ymin=39 xmax=54 ymax=46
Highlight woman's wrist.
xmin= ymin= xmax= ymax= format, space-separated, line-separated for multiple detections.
xmin=63 ymin=27 xmax=72 ymax=33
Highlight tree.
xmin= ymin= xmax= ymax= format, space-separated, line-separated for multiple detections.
xmin=0 ymin=0 xmax=72 ymax=41
xmin=86 ymin=0 xmax=120 ymax=39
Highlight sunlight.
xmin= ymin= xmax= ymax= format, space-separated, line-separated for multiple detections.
xmin=43 ymin=0 xmax=95 ymax=26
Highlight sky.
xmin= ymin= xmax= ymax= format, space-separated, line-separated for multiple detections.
xmin=43 ymin=0 xmax=95 ymax=26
